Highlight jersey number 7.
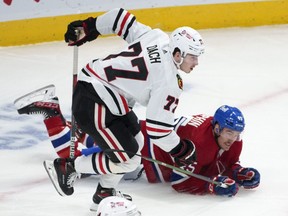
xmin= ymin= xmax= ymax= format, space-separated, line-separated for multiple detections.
xmin=164 ymin=95 xmax=179 ymax=113
xmin=103 ymin=42 xmax=148 ymax=82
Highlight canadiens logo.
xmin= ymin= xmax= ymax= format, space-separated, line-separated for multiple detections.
xmin=176 ymin=74 xmax=183 ymax=90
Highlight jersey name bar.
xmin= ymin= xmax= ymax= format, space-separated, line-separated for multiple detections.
xmin=147 ymin=45 xmax=161 ymax=64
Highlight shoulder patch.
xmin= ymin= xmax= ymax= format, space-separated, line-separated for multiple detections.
xmin=176 ymin=74 xmax=183 ymax=90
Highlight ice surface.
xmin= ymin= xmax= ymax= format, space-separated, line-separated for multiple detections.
xmin=1 ymin=25 xmax=288 ymax=216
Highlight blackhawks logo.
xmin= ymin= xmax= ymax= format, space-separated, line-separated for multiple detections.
xmin=176 ymin=74 xmax=183 ymax=90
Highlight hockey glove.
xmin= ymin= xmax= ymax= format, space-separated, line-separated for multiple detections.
xmin=208 ymin=176 xmax=239 ymax=197
xmin=169 ymin=139 xmax=196 ymax=167
xmin=234 ymin=167 xmax=260 ymax=189
xmin=64 ymin=17 xmax=100 ymax=46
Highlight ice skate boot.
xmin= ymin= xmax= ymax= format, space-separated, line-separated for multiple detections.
xmin=14 ymin=84 xmax=61 ymax=119
xmin=43 ymin=158 xmax=79 ymax=196
xmin=90 ymin=183 xmax=132 ymax=212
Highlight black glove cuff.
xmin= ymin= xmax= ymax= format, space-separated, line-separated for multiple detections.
xmin=169 ymin=141 xmax=183 ymax=156
xmin=83 ymin=17 xmax=100 ymax=41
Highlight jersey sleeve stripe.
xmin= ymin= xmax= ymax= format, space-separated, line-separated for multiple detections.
xmin=118 ymin=12 xmax=130 ymax=37
xmin=146 ymin=118 xmax=174 ymax=138
xmin=146 ymin=118 xmax=173 ymax=128
xmin=146 ymin=125 xmax=171 ymax=133
xmin=112 ymin=8 xmax=135 ymax=39
xmin=112 ymin=8 xmax=124 ymax=32
xmin=123 ymin=16 xmax=136 ymax=40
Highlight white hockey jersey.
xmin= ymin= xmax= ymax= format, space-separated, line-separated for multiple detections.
xmin=78 ymin=8 xmax=183 ymax=152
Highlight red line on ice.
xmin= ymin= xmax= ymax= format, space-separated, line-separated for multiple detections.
xmin=239 ymin=87 xmax=288 ymax=109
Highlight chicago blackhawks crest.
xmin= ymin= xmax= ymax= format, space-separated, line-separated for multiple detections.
xmin=176 ymin=74 xmax=183 ymax=90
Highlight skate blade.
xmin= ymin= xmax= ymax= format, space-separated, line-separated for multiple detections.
xmin=14 ymin=84 xmax=55 ymax=109
xmin=90 ymin=202 xmax=99 ymax=212
xmin=43 ymin=160 xmax=66 ymax=197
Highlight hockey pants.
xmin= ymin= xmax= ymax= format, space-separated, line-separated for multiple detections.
xmin=72 ymin=81 xmax=143 ymax=188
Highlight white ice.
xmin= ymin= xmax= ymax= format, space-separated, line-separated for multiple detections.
xmin=1 ymin=25 xmax=288 ymax=216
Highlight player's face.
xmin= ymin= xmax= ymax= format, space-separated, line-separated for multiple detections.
xmin=216 ymin=127 xmax=241 ymax=151
xmin=180 ymin=54 xmax=199 ymax=73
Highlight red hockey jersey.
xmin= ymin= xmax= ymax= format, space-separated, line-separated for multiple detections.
xmin=140 ymin=114 xmax=243 ymax=194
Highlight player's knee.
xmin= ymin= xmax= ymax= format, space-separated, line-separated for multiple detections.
xmin=128 ymin=154 xmax=141 ymax=171
xmin=122 ymin=154 xmax=141 ymax=173
xmin=109 ymin=154 xmax=141 ymax=174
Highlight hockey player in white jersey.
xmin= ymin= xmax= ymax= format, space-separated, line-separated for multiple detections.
xmin=42 ymin=8 xmax=204 ymax=211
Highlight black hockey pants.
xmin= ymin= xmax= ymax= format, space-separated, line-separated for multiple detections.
xmin=72 ymin=81 xmax=140 ymax=163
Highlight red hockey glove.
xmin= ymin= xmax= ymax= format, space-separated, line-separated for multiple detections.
xmin=169 ymin=139 xmax=196 ymax=167
xmin=234 ymin=167 xmax=260 ymax=189
xmin=64 ymin=17 xmax=100 ymax=46
xmin=208 ymin=176 xmax=239 ymax=197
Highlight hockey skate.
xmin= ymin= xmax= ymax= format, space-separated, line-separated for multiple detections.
xmin=90 ymin=183 xmax=132 ymax=212
xmin=14 ymin=84 xmax=61 ymax=119
xmin=43 ymin=158 xmax=79 ymax=196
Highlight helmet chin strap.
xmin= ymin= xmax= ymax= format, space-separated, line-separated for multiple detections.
xmin=173 ymin=57 xmax=183 ymax=69
xmin=170 ymin=51 xmax=185 ymax=70
xmin=172 ymin=51 xmax=185 ymax=69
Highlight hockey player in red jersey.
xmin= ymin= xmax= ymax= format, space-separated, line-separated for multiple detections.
xmin=141 ymin=105 xmax=260 ymax=197
xmin=15 ymin=8 xmax=204 ymax=211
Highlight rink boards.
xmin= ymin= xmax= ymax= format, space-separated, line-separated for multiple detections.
xmin=0 ymin=0 xmax=287 ymax=46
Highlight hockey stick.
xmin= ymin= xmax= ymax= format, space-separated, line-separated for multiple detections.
xmin=105 ymin=149 xmax=228 ymax=188
xmin=69 ymin=31 xmax=79 ymax=159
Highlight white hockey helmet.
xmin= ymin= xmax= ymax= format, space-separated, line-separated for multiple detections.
xmin=169 ymin=26 xmax=205 ymax=57
xmin=96 ymin=196 xmax=141 ymax=216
